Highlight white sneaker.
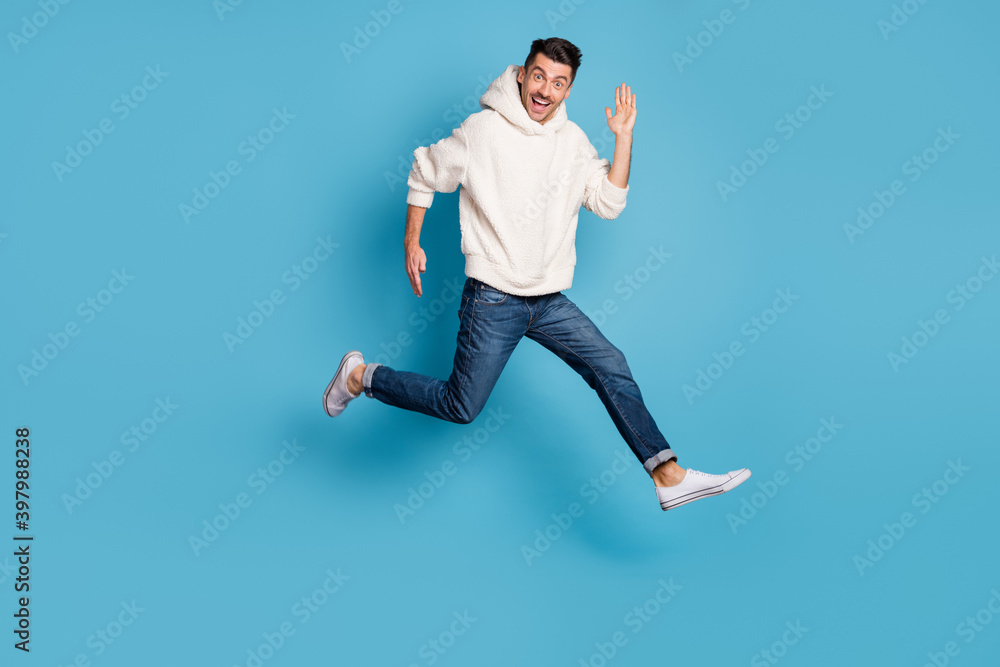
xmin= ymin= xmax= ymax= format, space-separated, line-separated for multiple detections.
xmin=655 ymin=468 xmax=751 ymax=511
xmin=323 ymin=350 xmax=365 ymax=417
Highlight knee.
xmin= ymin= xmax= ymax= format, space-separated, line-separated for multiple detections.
xmin=450 ymin=400 xmax=484 ymax=425
xmin=608 ymin=346 xmax=628 ymax=366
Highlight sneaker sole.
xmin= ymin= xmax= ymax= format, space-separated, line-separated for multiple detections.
xmin=323 ymin=350 xmax=363 ymax=417
xmin=660 ymin=468 xmax=752 ymax=511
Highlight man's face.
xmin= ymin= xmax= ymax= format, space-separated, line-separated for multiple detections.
xmin=517 ymin=53 xmax=573 ymax=124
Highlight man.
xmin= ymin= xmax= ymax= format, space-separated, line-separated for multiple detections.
xmin=324 ymin=37 xmax=750 ymax=511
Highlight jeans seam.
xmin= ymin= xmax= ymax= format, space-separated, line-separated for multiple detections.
xmin=533 ymin=328 xmax=657 ymax=460
xmin=451 ymin=297 xmax=478 ymax=423
xmin=458 ymin=294 xmax=470 ymax=323
xmin=526 ymin=295 xmax=540 ymax=327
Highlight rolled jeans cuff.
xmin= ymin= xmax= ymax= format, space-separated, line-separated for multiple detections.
xmin=362 ymin=362 xmax=382 ymax=398
xmin=643 ymin=449 xmax=678 ymax=476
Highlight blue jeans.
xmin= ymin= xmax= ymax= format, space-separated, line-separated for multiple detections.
xmin=361 ymin=277 xmax=677 ymax=476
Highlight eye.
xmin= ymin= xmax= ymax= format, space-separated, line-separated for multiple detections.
xmin=555 ymin=82 xmax=562 ymax=88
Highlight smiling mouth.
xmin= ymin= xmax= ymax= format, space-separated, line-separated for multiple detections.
xmin=530 ymin=95 xmax=551 ymax=113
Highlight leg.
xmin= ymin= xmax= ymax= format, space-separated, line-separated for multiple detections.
xmin=361 ymin=279 xmax=527 ymax=424
xmin=524 ymin=292 xmax=677 ymax=475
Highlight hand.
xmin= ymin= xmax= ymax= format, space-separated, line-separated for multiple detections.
xmin=405 ymin=243 xmax=427 ymax=297
xmin=605 ymin=82 xmax=636 ymax=137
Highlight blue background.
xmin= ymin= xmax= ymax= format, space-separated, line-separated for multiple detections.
xmin=3 ymin=0 xmax=999 ymax=665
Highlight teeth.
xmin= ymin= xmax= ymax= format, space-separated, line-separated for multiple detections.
xmin=533 ymin=97 xmax=550 ymax=106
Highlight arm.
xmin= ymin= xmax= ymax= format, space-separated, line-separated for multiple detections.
xmin=607 ymin=131 xmax=632 ymax=189
xmin=403 ymin=121 xmax=470 ymax=297
xmin=404 ymin=204 xmax=428 ymax=297
xmin=581 ymin=82 xmax=637 ymax=219
xmin=605 ymin=82 xmax=636 ymax=189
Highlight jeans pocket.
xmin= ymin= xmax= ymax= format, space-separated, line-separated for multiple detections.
xmin=476 ymin=282 xmax=508 ymax=304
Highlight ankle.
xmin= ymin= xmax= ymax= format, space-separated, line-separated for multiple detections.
xmin=347 ymin=364 xmax=366 ymax=395
xmin=651 ymin=460 xmax=686 ymax=487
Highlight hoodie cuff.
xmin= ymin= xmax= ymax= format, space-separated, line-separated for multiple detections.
xmin=406 ymin=189 xmax=434 ymax=208
xmin=601 ymin=175 xmax=629 ymax=207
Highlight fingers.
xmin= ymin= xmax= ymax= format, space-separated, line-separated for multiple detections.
xmin=614 ymin=83 xmax=635 ymax=110
xmin=412 ymin=251 xmax=425 ymax=296
xmin=409 ymin=266 xmax=422 ymax=296
xmin=406 ymin=260 xmax=420 ymax=296
xmin=406 ymin=246 xmax=426 ymax=296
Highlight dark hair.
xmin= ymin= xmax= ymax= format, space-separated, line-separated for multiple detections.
xmin=523 ymin=37 xmax=581 ymax=85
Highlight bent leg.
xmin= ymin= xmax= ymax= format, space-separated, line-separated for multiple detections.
xmin=363 ymin=280 xmax=526 ymax=424
xmin=525 ymin=292 xmax=676 ymax=474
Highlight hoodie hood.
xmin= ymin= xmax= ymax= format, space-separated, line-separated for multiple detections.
xmin=479 ymin=64 xmax=568 ymax=136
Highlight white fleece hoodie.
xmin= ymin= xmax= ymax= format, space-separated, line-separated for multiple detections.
xmin=406 ymin=64 xmax=629 ymax=296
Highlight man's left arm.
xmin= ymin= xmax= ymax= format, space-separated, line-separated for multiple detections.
xmin=605 ymin=82 xmax=636 ymax=189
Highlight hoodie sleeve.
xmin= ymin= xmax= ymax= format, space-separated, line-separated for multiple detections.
xmin=580 ymin=139 xmax=629 ymax=220
xmin=405 ymin=121 xmax=470 ymax=208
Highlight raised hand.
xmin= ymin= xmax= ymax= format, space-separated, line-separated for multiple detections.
xmin=605 ymin=82 xmax=637 ymax=137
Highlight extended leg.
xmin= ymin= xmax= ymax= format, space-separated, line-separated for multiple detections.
xmin=525 ymin=292 xmax=676 ymax=474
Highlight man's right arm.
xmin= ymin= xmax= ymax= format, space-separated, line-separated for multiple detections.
xmin=404 ymin=204 xmax=428 ymax=297
xmin=402 ymin=120 xmax=471 ymax=298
